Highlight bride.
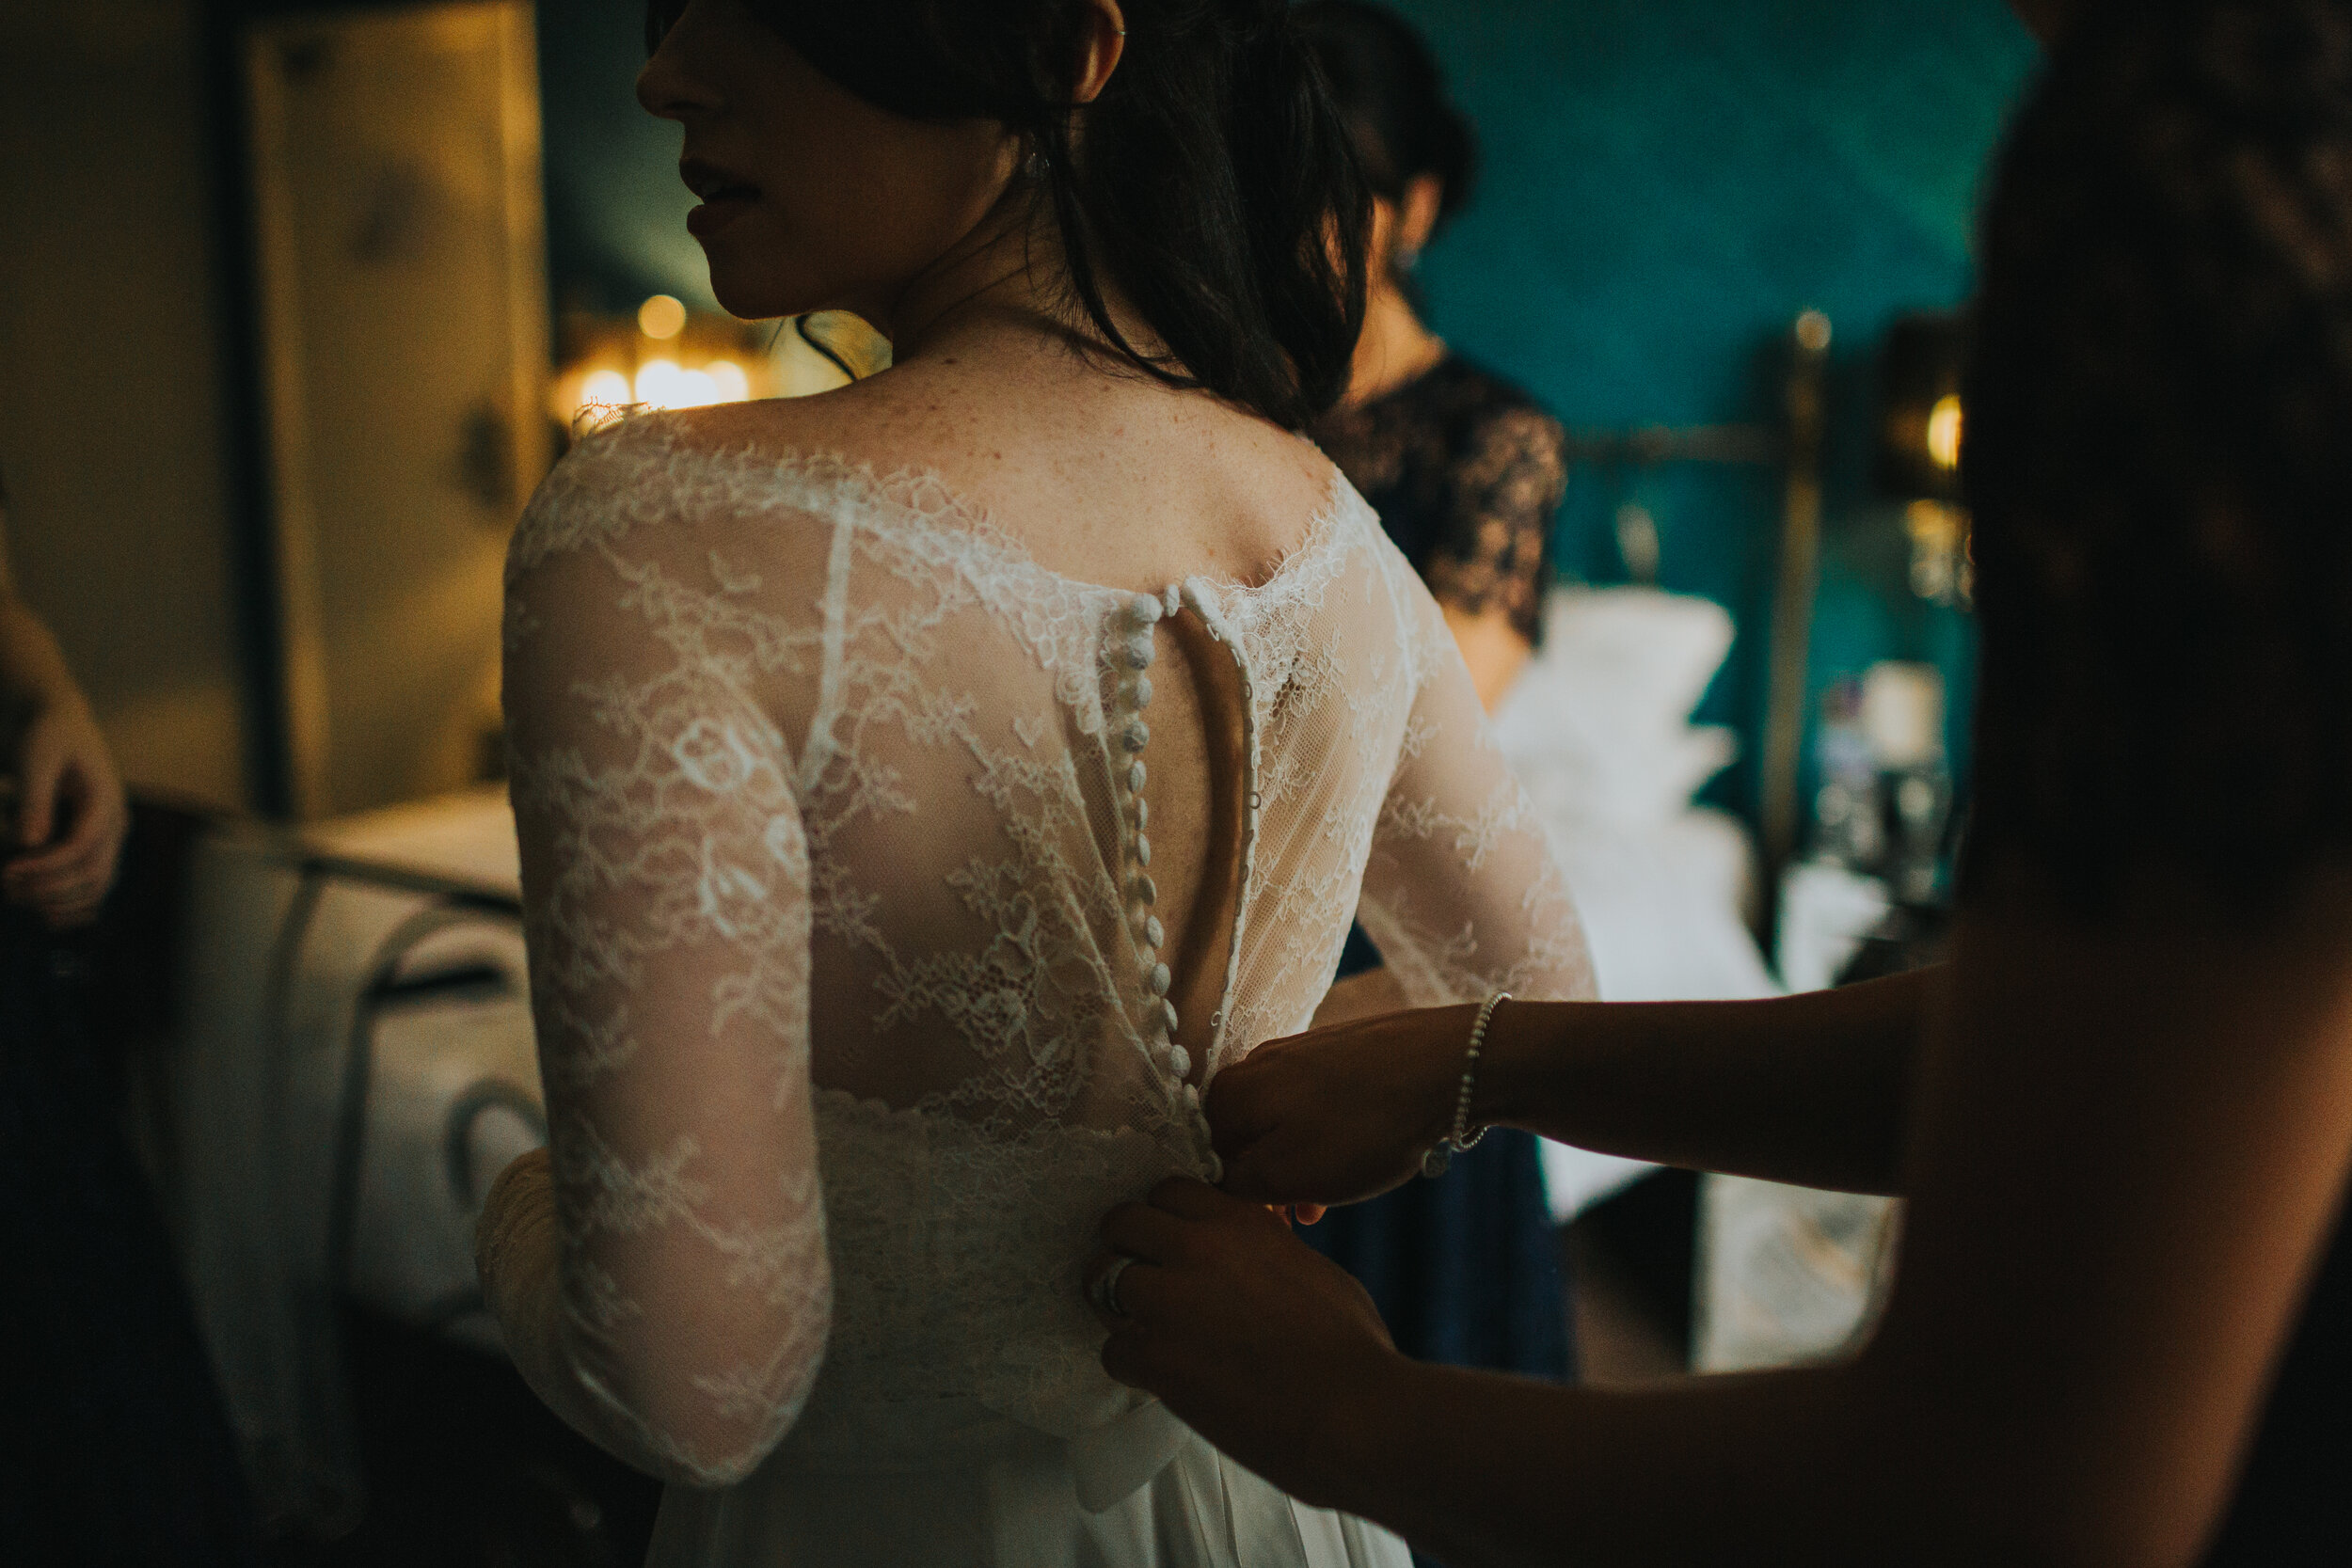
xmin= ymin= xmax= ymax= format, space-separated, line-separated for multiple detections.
xmin=476 ymin=0 xmax=1595 ymax=1561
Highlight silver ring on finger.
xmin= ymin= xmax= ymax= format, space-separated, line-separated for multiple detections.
xmin=1092 ymin=1254 xmax=1138 ymax=1318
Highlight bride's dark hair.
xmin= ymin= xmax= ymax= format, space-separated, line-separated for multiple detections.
xmin=646 ymin=0 xmax=1371 ymax=431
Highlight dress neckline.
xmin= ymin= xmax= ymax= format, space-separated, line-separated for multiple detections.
xmin=595 ymin=412 xmax=1364 ymax=607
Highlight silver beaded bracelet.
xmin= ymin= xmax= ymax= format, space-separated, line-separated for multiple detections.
xmin=1422 ymin=991 xmax=1510 ymax=1179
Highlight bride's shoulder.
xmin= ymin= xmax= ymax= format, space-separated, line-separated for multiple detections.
xmin=510 ymin=397 xmax=861 ymax=575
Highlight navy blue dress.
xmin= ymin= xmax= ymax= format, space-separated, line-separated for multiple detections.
xmin=1304 ymin=357 xmax=1574 ymax=1386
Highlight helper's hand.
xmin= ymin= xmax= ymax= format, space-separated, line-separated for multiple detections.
xmin=1089 ymin=1179 xmax=1398 ymax=1508
xmin=1208 ymin=1003 xmax=1477 ymax=1210
xmin=4 ymin=691 xmax=128 ymax=928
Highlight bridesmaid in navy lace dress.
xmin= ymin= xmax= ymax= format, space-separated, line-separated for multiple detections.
xmin=1297 ymin=2 xmax=1574 ymax=1386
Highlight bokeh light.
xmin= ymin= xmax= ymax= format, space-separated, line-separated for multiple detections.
xmin=578 ymin=368 xmax=631 ymax=413
xmin=632 ymin=358 xmax=752 ymax=410
xmin=637 ymin=293 xmax=688 ymax=341
xmin=1926 ymin=394 xmax=1964 ymax=471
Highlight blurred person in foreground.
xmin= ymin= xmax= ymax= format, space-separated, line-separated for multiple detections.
xmin=1090 ymin=2 xmax=2352 ymax=1562
xmin=0 ymin=466 xmax=255 ymax=1560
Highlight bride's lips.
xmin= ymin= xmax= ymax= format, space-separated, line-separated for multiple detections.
xmin=680 ymin=155 xmax=762 ymax=240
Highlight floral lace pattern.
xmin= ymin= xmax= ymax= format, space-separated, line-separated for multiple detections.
xmin=492 ymin=412 xmax=1595 ymax=1489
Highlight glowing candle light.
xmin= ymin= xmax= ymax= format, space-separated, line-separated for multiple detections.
xmin=1926 ymin=394 xmax=1964 ymax=471
xmin=704 ymin=358 xmax=750 ymax=404
xmin=578 ymin=368 xmax=631 ymax=413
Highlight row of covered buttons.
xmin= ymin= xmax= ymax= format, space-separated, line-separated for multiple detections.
xmin=1111 ymin=587 xmax=1193 ymax=1092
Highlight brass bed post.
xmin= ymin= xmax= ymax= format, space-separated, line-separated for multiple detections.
xmin=1756 ymin=310 xmax=1835 ymax=952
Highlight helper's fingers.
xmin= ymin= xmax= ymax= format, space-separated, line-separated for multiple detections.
xmin=1214 ymin=1141 xmax=1295 ymax=1203
xmin=1201 ymin=1050 xmax=1275 ymax=1141
xmin=1216 ymin=1124 xmax=1351 ymax=1207
xmin=1083 ymin=1254 xmax=1173 ymax=1330
xmin=1146 ymin=1176 xmax=1257 ymax=1223
xmin=1098 ymin=1199 xmax=1190 ymax=1263
xmin=13 ymin=735 xmax=60 ymax=851
xmin=53 ymin=769 xmax=123 ymax=862
xmin=6 ymin=832 xmax=108 ymax=895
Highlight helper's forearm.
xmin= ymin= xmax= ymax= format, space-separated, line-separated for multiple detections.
xmin=1313 ymin=1353 xmax=1973 ymax=1568
xmin=1475 ymin=969 xmax=1932 ymax=1195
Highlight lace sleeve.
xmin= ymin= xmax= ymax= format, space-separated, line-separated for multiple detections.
xmin=1356 ymin=582 xmax=1597 ymax=1006
xmin=1423 ymin=404 xmax=1565 ymax=647
xmin=485 ymin=516 xmax=830 ymax=1489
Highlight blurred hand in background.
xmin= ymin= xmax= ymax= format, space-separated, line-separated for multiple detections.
xmin=0 ymin=485 xmax=127 ymax=928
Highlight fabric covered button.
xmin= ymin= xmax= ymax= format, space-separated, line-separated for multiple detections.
xmin=1162 ymin=584 xmax=1183 ymax=618
xmin=1182 ymin=1083 xmax=1201 ymax=1113
xmin=1134 ymin=875 xmax=1157 ymax=906
xmin=1128 ymin=760 xmax=1147 ymax=793
xmin=1127 ymin=674 xmax=1153 ymax=710
xmin=1134 ymin=799 xmax=1149 ymax=832
xmin=1135 ymin=834 xmax=1152 ymax=867
xmin=1121 ymin=633 xmax=1155 ymax=672
xmin=1160 ymin=999 xmax=1180 ymax=1034
xmin=1144 ymin=915 xmax=1165 ymax=948
xmin=1166 ymin=1042 xmax=1192 ymax=1081
xmin=1125 ymin=592 xmax=1163 ymax=626
xmin=1120 ymin=720 xmax=1150 ymax=753
xmin=1147 ymin=961 xmax=1170 ymax=996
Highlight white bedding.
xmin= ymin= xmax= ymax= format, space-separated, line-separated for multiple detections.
xmin=1491 ymin=590 xmax=1780 ymax=1221
xmin=163 ymin=795 xmax=540 ymax=1532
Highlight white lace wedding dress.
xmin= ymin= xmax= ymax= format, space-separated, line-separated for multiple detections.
xmin=493 ymin=411 xmax=1595 ymax=1566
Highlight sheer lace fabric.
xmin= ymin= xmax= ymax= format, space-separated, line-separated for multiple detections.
xmin=493 ymin=412 xmax=1595 ymax=1497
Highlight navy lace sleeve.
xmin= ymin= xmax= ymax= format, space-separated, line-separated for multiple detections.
xmin=1312 ymin=356 xmax=1565 ymax=646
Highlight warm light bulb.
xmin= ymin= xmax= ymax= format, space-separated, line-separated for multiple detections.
xmin=704 ymin=359 xmax=750 ymax=404
xmin=638 ymin=293 xmax=688 ymax=341
xmin=1926 ymin=394 xmax=1964 ymax=470
xmin=577 ymin=368 xmax=632 ymax=416
xmin=634 ymin=358 xmax=684 ymax=406
xmin=635 ymin=359 xmax=739 ymax=409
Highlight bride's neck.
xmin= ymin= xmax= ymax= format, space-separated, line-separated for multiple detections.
xmin=877 ymin=185 xmax=1163 ymax=373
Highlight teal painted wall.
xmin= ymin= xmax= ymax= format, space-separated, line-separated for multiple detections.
xmin=1382 ymin=0 xmax=2038 ymax=818
xmin=535 ymin=0 xmax=2043 ymax=826
xmin=539 ymin=3 xmax=719 ymax=316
